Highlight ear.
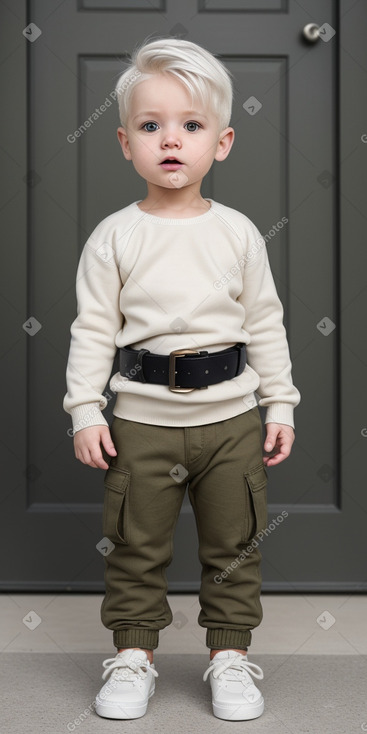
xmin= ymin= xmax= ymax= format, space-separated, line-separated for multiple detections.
xmin=117 ymin=126 xmax=132 ymax=160
xmin=214 ymin=127 xmax=235 ymax=162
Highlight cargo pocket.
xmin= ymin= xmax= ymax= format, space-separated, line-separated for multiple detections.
xmin=103 ymin=465 xmax=130 ymax=545
xmin=241 ymin=462 xmax=268 ymax=543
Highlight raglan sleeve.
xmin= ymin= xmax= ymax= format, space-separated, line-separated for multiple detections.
xmin=62 ymin=223 xmax=124 ymax=434
xmin=238 ymin=218 xmax=301 ymax=428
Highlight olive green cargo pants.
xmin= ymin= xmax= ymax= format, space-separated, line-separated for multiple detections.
xmin=100 ymin=406 xmax=268 ymax=651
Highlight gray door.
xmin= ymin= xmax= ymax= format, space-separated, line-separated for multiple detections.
xmin=2 ymin=0 xmax=366 ymax=590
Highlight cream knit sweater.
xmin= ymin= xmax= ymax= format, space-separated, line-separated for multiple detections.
xmin=63 ymin=198 xmax=300 ymax=433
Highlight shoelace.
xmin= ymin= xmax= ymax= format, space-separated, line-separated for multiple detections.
xmin=203 ymin=653 xmax=264 ymax=685
xmin=101 ymin=654 xmax=159 ymax=683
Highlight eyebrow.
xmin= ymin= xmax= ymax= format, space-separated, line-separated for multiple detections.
xmin=132 ymin=111 xmax=208 ymax=122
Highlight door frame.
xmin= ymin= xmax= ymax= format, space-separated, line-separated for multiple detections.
xmin=3 ymin=1 xmax=366 ymax=590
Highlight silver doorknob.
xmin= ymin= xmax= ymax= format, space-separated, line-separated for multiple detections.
xmin=303 ymin=23 xmax=320 ymax=42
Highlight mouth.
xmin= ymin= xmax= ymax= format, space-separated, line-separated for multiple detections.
xmin=160 ymin=158 xmax=183 ymax=167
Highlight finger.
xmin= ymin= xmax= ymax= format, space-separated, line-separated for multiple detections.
xmin=264 ymin=443 xmax=290 ymax=466
xmin=86 ymin=455 xmax=107 ymax=469
xmin=263 ymin=452 xmax=284 ymax=467
xmin=264 ymin=435 xmax=276 ymax=452
xmin=102 ymin=436 xmax=117 ymax=457
xmin=90 ymin=450 xmax=110 ymax=470
xmin=76 ymin=447 xmax=99 ymax=468
xmin=263 ymin=445 xmax=279 ymax=459
xmin=264 ymin=428 xmax=279 ymax=452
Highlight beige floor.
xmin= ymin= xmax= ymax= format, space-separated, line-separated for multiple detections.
xmin=2 ymin=594 xmax=367 ymax=734
xmin=1 ymin=592 xmax=366 ymax=655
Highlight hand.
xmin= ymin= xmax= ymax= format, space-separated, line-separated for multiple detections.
xmin=263 ymin=422 xmax=295 ymax=467
xmin=73 ymin=425 xmax=117 ymax=469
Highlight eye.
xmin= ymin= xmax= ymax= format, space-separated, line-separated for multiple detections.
xmin=140 ymin=120 xmax=202 ymax=133
xmin=185 ymin=121 xmax=201 ymax=132
xmin=142 ymin=121 xmax=159 ymax=132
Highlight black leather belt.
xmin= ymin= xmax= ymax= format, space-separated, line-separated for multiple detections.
xmin=119 ymin=343 xmax=247 ymax=393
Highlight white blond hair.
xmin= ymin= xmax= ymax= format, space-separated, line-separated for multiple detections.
xmin=114 ymin=36 xmax=234 ymax=133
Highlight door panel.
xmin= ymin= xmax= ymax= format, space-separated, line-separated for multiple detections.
xmin=1 ymin=0 xmax=366 ymax=590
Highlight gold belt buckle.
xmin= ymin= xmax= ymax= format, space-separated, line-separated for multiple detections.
xmin=169 ymin=349 xmax=200 ymax=392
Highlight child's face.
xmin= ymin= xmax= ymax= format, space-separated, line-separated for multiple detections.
xmin=117 ymin=73 xmax=234 ymax=194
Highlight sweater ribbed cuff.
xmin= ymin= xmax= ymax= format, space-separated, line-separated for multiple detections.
xmin=264 ymin=402 xmax=295 ymax=429
xmin=69 ymin=402 xmax=109 ymax=434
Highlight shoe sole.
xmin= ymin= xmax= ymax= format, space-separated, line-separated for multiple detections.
xmin=95 ymin=686 xmax=155 ymax=719
xmin=212 ymin=696 xmax=264 ymax=721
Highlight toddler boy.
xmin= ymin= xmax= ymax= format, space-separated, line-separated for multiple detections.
xmin=63 ymin=36 xmax=300 ymax=721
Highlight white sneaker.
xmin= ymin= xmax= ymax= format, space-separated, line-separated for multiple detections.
xmin=95 ymin=648 xmax=158 ymax=719
xmin=203 ymin=650 xmax=264 ymax=720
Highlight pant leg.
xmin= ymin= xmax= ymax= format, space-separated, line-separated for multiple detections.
xmin=186 ymin=407 xmax=268 ymax=650
xmin=100 ymin=416 xmax=187 ymax=651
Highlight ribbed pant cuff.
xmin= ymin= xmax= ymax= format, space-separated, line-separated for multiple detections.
xmin=113 ymin=628 xmax=159 ymax=650
xmin=206 ymin=628 xmax=252 ymax=649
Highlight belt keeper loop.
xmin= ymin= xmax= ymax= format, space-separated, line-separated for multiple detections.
xmin=235 ymin=343 xmax=247 ymax=376
xmin=136 ymin=348 xmax=150 ymax=383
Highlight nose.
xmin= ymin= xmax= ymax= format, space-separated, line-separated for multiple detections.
xmin=161 ymin=126 xmax=182 ymax=150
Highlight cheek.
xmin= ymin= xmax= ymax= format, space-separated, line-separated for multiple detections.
xmin=132 ymin=154 xmax=158 ymax=177
xmin=193 ymin=152 xmax=211 ymax=171
xmin=130 ymin=146 xmax=150 ymax=165
xmin=136 ymin=142 xmax=157 ymax=163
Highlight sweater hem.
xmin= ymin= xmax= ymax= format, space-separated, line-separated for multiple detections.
xmin=112 ymin=393 xmax=258 ymax=427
